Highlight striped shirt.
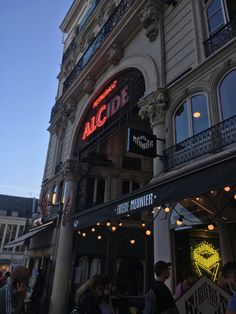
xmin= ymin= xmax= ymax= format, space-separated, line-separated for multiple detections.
xmin=0 ymin=283 xmax=16 ymax=314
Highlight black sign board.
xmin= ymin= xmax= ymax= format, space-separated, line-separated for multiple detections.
xmin=127 ymin=128 xmax=157 ymax=157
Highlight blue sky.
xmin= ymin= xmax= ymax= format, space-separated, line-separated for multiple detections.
xmin=0 ymin=1 xmax=73 ymax=198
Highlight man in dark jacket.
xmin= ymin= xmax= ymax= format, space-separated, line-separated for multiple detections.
xmin=144 ymin=261 xmax=178 ymax=314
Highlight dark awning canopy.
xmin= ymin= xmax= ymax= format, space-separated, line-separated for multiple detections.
xmin=72 ymin=156 xmax=236 ymax=230
xmin=4 ymin=222 xmax=54 ymax=248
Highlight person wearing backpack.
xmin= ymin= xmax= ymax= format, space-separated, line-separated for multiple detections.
xmin=143 ymin=261 xmax=178 ymax=314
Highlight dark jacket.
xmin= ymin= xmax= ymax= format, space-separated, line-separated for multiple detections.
xmin=71 ymin=289 xmax=101 ymax=314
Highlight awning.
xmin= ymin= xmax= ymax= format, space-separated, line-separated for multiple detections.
xmin=4 ymin=222 xmax=54 ymax=248
xmin=0 ymin=259 xmax=11 ymax=265
xmin=72 ymin=155 xmax=236 ymax=229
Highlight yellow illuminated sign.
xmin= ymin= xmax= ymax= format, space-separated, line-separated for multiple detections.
xmin=192 ymin=241 xmax=220 ymax=282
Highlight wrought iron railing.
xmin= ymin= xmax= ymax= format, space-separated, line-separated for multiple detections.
xmin=63 ymin=0 xmax=135 ymax=94
xmin=204 ymin=17 xmax=236 ymax=57
xmin=163 ymin=115 xmax=236 ymax=171
xmin=62 ymin=0 xmax=101 ymax=65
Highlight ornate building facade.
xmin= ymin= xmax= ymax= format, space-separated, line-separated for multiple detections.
xmin=36 ymin=0 xmax=236 ymax=313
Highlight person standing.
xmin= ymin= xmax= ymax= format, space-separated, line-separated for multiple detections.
xmin=174 ymin=269 xmax=196 ymax=299
xmin=71 ymin=274 xmax=105 ymax=314
xmin=219 ymin=262 xmax=236 ymax=314
xmin=144 ymin=261 xmax=178 ymax=314
xmin=0 ymin=266 xmax=30 ymax=314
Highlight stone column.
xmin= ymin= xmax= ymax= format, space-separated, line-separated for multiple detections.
xmin=139 ymin=89 xmax=173 ymax=289
xmin=218 ymin=223 xmax=233 ymax=264
xmin=138 ymin=87 xmax=168 ymax=176
xmin=49 ymin=159 xmax=78 ymax=314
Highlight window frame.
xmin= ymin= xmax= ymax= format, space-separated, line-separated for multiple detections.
xmin=205 ymin=0 xmax=229 ymax=36
xmin=173 ymin=93 xmax=210 ymax=144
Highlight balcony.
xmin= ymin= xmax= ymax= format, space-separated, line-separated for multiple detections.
xmin=63 ymin=0 xmax=136 ymax=94
xmin=163 ymin=115 xmax=236 ymax=171
xmin=62 ymin=0 xmax=101 ymax=66
xmin=204 ymin=17 xmax=236 ymax=57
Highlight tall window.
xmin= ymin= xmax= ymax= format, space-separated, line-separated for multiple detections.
xmin=122 ymin=180 xmax=140 ymax=195
xmin=219 ymin=69 xmax=236 ymax=120
xmin=174 ymin=94 xmax=209 ymax=143
xmin=85 ymin=177 xmax=105 ymax=208
xmin=206 ymin=0 xmax=225 ymax=35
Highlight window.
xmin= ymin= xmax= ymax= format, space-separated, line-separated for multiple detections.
xmin=206 ymin=0 xmax=225 ymax=35
xmin=11 ymin=211 xmax=19 ymax=217
xmin=0 ymin=210 xmax=7 ymax=216
xmin=174 ymin=94 xmax=209 ymax=143
xmin=122 ymin=180 xmax=140 ymax=195
xmin=219 ymin=69 xmax=236 ymax=120
xmin=85 ymin=177 xmax=105 ymax=208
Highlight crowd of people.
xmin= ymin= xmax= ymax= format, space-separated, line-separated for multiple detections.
xmin=0 ymin=261 xmax=236 ymax=314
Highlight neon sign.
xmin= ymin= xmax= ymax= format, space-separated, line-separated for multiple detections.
xmin=82 ymin=82 xmax=129 ymax=140
xmin=192 ymin=241 xmax=220 ymax=282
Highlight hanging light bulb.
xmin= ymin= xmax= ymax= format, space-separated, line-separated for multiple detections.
xmin=127 ymin=214 xmax=130 ymax=217
xmin=234 ymin=194 xmax=236 ymax=200
xmin=207 ymin=223 xmax=215 ymax=231
xmin=78 ymin=231 xmax=81 ymax=235
xmin=224 ymin=186 xmax=231 ymax=192
xmin=111 ymin=226 xmax=117 ymax=232
xmin=164 ymin=206 xmax=170 ymax=213
xmin=130 ymin=238 xmax=135 ymax=245
xmin=106 ymin=221 xmax=111 ymax=227
xmin=91 ymin=227 xmax=96 ymax=232
xmin=196 ymin=197 xmax=200 ymax=201
xmin=97 ymin=235 xmax=102 ymax=240
xmin=146 ymin=229 xmax=151 ymax=236
xmin=82 ymin=232 xmax=86 ymax=237
xmin=141 ymin=221 xmax=146 ymax=227
xmin=176 ymin=215 xmax=183 ymax=226
xmin=118 ymin=221 xmax=123 ymax=227
xmin=96 ymin=222 xmax=100 ymax=226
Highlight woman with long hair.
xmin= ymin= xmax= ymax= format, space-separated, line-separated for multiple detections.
xmin=71 ymin=274 xmax=105 ymax=314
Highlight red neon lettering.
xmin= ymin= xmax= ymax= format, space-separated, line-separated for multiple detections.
xmin=93 ymin=80 xmax=117 ymax=108
xmin=96 ymin=105 xmax=107 ymax=127
xmin=82 ymin=121 xmax=92 ymax=140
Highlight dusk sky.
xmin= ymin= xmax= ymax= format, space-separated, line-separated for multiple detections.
xmin=0 ymin=1 xmax=73 ymax=198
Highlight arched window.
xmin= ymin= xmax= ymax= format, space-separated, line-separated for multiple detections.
xmin=174 ymin=94 xmax=209 ymax=144
xmin=219 ymin=69 xmax=236 ymax=120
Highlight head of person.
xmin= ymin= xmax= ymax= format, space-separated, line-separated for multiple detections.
xmin=5 ymin=271 xmax=10 ymax=278
xmin=183 ymin=270 xmax=196 ymax=287
xmin=221 ymin=262 xmax=236 ymax=294
xmin=154 ymin=261 xmax=171 ymax=281
xmin=10 ymin=266 xmax=30 ymax=288
xmin=75 ymin=274 xmax=105 ymax=304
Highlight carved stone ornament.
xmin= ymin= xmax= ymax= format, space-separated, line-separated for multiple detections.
xmin=107 ymin=42 xmax=123 ymax=65
xmin=55 ymin=115 xmax=68 ymax=135
xmin=82 ymin=76 xmax=96 ymax=94
xmin=139 ymin=2 xmax=160 ymax=41
xmin=62 ymin=158 xmax=77 ymax=180
xmin=138 ymin=88 xmax=168 ymax=126
xmin=63 ymin=99 xmax=77 ymax=123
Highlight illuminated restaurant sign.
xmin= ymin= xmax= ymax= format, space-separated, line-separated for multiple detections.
xmin=82 ymin=80 xmax=129 ymax=140
xmin=115 ymin=192 xmax=158 ymax=215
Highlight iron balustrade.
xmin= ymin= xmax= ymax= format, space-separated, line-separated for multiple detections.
xmin=63 ymin=0 xmax=135 ymax=94
xmin=163 ymin=115 xmax=236 ymax=171
xmin=204 ymin=17 xmax=236 ymax=57
xmin=62 ymin=0 xmax=101 ymax=66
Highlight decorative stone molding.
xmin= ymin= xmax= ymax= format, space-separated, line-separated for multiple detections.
xmin=62 ymin=99 xmax=77 ymax=123
xmin=107 ymin=42 xmax=123 ymax=65
xmin=82 ymin=76 xmax=96 ymax=94
xmin=106 ymin=0 xmax=117 ymax=19
xmin=86 ymin=31 xmax=95 ymax=46
xmin=55 ymin=115 xmax=68 ymax=135
xmin=138 ymin=88 xmax=168 ymax=126
xmin=139 ymin=1 xmax=160 ymax=42
xmin=96 ymin=9 xmax=104 ymax=26
xmin=62 ymin=158 xmax=77 ymax=180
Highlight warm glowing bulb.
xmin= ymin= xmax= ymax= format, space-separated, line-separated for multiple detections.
xmin=208 ymin=224 xmax=215 ymax=231
xmin=78 ymin=231 xmax=81 ymax=235
xmin=111 ymin=226 xmax=117 ymax=232
xmin=141 ymin=222 xmax=146 ymax=227
xmin=97 ymin=222 xmax=100 ymax=226
xmin=146 ymin=229 xmax=151 ymax=236
xmin=193 ymin=112 xmax=201 ymax=118
xmin=224 ymin=186 xmax=230 ymax=192
xmin=91 ymin=228 xmax=95 ymax=232
xmin=176 ymin=220 xmax=183 ymax=226
xmin=210 ymin=190 xmax=215 ymax=194
xmin=97 ymin=235 xmax=102 ymax=240
xmin=106 ymin=221 xmax=111 ymax=227
xmin=164 ymin=206 xmax=170 ymax=213
xmin=234 ymin=194 xmax=236 ymax=200
xmin=127 ymin=214 xmax=130 ymax=217
xmin=130 ymin=239 xmax=135 ymax=245
xmin=196 ymin=197 xmax=200 ymax=201
xmin=82 ymin=232 xmax=86 ymax=237
xmin=118 ymin=222 xmax=123 ymax=227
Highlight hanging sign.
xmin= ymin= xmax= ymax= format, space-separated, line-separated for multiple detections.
xmin=175 ymin=276 xmax=230 ymax=314
xmin=127 ymin=128 xmax=157 ymax=157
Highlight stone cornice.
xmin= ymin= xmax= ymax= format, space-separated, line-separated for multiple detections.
xmin=139 ymin=1 xmax=161 ymax=41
